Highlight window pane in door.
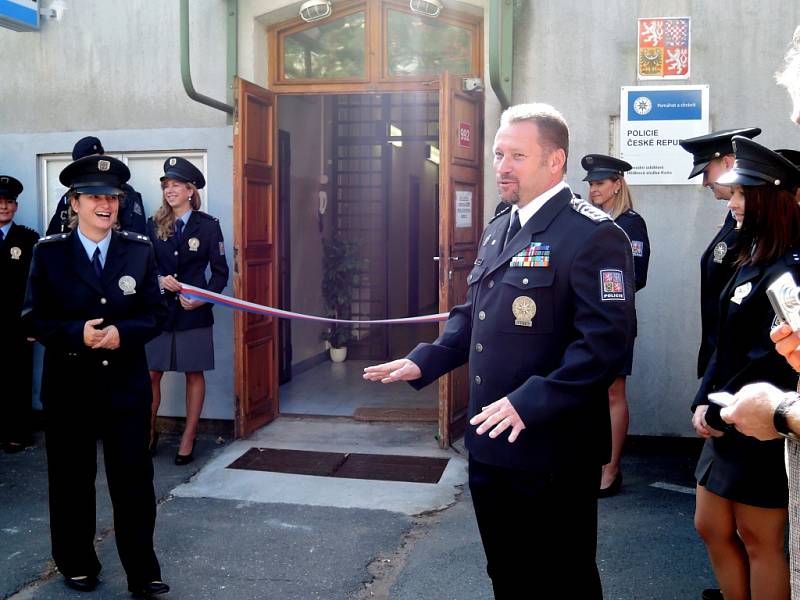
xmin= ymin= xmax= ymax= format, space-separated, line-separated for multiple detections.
xmin=283 ymin=12 xmax=366 ymax=79
xmin=386 ymin=9 xmax=472 ymax=76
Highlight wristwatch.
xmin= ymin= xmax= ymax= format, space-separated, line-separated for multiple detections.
xmin=773 ymin=392 xmax=800 ymax=441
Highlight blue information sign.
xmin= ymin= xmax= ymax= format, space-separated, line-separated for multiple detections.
xmin=0 ymin=0 xmax=39 ymax=31
xmin=627 ymin=89 xmax=703 ymax=121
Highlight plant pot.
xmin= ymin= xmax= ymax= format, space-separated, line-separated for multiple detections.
xmin=329 ymin=346 xmax=348 ymax=363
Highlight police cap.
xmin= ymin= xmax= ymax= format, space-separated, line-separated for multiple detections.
xmin=678 ymin=128 xmax=761 ymax=179
xmin=716 ymin=136 xmax=800 ymax=191
xmin=581 ymin=154 xmax=632 ymax=182
xmin=72 ymin=136 xmax=105 ymax=161
xmin=59 ymin=155 xmax=130 ymax=196
xmin=0 ymin=175 xmax=23 ymax=200
xmin=161 ymin=157 xmax=205 ymax=190
xmin=776 ymin=149 xmax=800 ymax=168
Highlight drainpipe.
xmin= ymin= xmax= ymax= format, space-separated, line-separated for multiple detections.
xmin=180 ymin=0 xmax=236 ymax=120
xmin=488 ymin=0 xmax=513 ymax=109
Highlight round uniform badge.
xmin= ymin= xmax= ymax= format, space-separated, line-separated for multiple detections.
xmin=118 ymin=275 xmax=137 ymax=296
xmin=713 ymin=242 xmax=727 ymax=264
xmin=188 ymin=237 xmax=200 ymax=252
xmin=10 ymin=246 xmax=22 ymax=260
xmin=512 ymin=296 xmax=536 ymax=327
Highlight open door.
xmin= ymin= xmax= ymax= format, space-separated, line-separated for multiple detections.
xmin=437 ymin=73 xmax=484 ymax=448
xmin=233 ymin=77 xmax=278 ymax=437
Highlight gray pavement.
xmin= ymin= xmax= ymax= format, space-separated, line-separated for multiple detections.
xmin=1 ymin=419 xmax=717 ymax=600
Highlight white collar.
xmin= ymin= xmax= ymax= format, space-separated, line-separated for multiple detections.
xmin=510 ymin=180 xmax=568 ymax=228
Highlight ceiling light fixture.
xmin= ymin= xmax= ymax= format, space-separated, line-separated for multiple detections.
xmin=299 ymin=0 xmax=332 ymax=23
xmin=409 ymin=0 xmax=442 ymax=17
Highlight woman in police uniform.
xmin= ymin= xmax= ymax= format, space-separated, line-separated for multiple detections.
xmin=582 ymin=154 xmax=650 ymax=497
xmin=692 ymin=137 xmax=800 ymax=600
xmin=22 ymin=155 xmax=169 ymax=596
xmin=146 ymin=157 xmax=228 ymax=464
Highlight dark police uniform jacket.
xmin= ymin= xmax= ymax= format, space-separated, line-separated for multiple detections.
xmin=408 ymin=186 xmax=636 ymax=472
xmin=615 ymin=209 xmax=650 ymax=292
xmin=46 ymin=183 xmax=146 ymax=236
xmin=146 ymin=211 xmax=229 ymax=331
xmin=22 ymin=230 xmax=166 ymax=412
xmin=1 ymin=223 xmax=39 ymax=338
xmin=697 ymin=212 xmax=739 ymax=378
xmin=691 ymin=248 xmax=800 ymax=507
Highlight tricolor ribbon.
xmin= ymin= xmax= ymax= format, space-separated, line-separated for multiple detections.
xmin=180 ymin=284 xmax=449 ymax=325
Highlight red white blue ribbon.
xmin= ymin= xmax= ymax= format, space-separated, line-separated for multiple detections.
xmin=180 ymin=284 xmax=449 ymax=325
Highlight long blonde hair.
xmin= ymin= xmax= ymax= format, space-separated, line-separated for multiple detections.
xmin=606 ymin=176 xmax=634 ymax=220
xmin=152 ymin=181 xmax=201 ymax=240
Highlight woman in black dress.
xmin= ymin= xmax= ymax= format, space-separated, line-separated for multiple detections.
xmin=582 ymin=154 xmax=650 ymax=496
xmin=23 ymin=155 xmax=169 ymax=596
xmin=146 ymin=157 xmax=229 ymax=464
xmin=692 ymin=137 xmax=800 ymax=600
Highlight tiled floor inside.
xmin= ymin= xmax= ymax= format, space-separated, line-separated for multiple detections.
xmin=279 ymin=359 xmax=437 ymax=416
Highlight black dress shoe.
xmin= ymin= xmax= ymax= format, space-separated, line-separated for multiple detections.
xmin=598 ymin=473 xmax=623 ymax=498
xmin=130 ymin=580 xmax=170 ymax=598
xmin=174 ymin=439 xmax=196 ymax=465
xmin=701 ymin=589 xmax=723 ymax=600
xmin=64 ymin=575 xmax=99 ymax=592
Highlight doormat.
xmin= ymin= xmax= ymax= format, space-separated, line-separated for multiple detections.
xmin=353 ymin=406 xmax=437 ymax=422
xmin=227 ymin=447 xmax=449 ymax=484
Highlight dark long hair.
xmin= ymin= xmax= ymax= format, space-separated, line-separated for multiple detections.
xmin=736 ymin=185 xmax=800 ymax=266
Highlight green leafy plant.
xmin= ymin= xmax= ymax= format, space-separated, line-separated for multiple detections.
xmin=320 ymin=237 xmax=361 ymax=349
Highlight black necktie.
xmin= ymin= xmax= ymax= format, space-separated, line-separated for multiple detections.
xmin=92 ymin=247 xmax=103 ymax=278
xmin=0 ymin=229 xmax=4 ymax=243
xmin=175 ymin=219 xmax=184 ymax=241
xmin=504 ymin=210 xmax=521 ymax=250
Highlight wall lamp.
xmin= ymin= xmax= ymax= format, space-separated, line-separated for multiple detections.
xmin=299 ymin=0 xmax=332 ymax=23
xmin=409 ymin=0 xmax=442 ymax=17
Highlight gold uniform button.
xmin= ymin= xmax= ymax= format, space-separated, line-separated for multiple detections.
xmin=102 ymin=360 xmax=109 ymax=366
xmin=487 ymin=280 xmax=494 ymax=288
xmin=474 ymin=375 xmax=482 ymax=384
xmin=478 ymin=311 xmax=486 ymax=320
xmin=475 ymin=343 xmax=483 ymax=352
xmin=100 ymin=297 xmax=107 ymax=304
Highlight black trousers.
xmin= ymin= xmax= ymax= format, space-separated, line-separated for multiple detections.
xmin=469 ymin=456 xmax=603 ymax=600
xmin=1 ymin=337 xmax=33 ymax=445
xmin=44 ymin=401 xmax=161 ymax=588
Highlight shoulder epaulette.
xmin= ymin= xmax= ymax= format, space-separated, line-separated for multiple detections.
xmin=785 ymin=249 xmax=800 ymax=265
xmin=489 ymin=205 xmax=511 ymax=223
xmin=569 ymin=197 xmax=611 ymax=223
xmin=19 ymin=225 xmax=40 ymax=237
xmin=37 ymin=233 xmax=70 ymax=244
xmin=119 ymin=230 xmax=152 ymax=244
xmin=195 ymin=211 xmax=219 ymax=223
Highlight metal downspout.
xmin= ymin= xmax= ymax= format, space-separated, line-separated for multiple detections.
xmin=180 ymin=0 xmax=235 ymax=119
xmin=489 ymin=0 xmax=513 ymax=109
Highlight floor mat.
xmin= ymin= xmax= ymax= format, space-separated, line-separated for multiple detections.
xmin=227 ymin=447 xmax=449 ymax=484
xmin=353 ymin=406 xmax=437 ymax=422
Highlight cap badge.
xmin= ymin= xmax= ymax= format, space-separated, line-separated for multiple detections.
xmin=10 ymin=246 xmax=22 ymax=260
xmin=98 ymin=160 xmax=110 ymax=172
xmin=169 ymin=158 xmax=177 ymax=166
xmin=188 ymin=237 xmax=200 ymax=252
xmin=713 ymin=242 xmax=728 ymax=263
xmin=118 ymin=275 xmax=137 ymax=295
xmin=512 ymin=296 xmax=536 ymax=327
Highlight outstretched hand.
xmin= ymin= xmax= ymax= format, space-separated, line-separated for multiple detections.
xmin=363 ymin=358 xmax=422 ymax=384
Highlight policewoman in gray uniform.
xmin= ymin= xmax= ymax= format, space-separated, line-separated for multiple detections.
xmin=22 ymin=156 xmax=169 ymax=597
xmin=692 ymin=137 xmax=800 ymax=600
xmin=582 ymin=154 xmax=650 ymax=498
xmin=146 ymin=157 xmax=228 ymax=464
xmin=0 ymin=175 xmax=39 ymax=452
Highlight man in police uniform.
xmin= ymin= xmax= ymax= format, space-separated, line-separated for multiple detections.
xmin=46 ymin=136 xmax=147 ymax=235
xmin=365 ymin=103 xmax=635 ymax=598
xmin=24 ymin=156 xmax=169 ymax=596
xmin=0 ymin=176 xmax=39 ymax=453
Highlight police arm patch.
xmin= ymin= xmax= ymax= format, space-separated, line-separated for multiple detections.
xmin=600 ymin=269 xmax=626 ymax=301
xmin=631 ymin=240 xmax=644 ymax=257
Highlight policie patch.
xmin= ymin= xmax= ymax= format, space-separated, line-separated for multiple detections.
xmin=600 ymin=269 xmax=626 ymax=301
xmin=631 ymin=240 xmax=644 ymax=257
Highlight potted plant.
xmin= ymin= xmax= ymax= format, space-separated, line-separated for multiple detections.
xmin=321 ymin=236 xmax=361 ymax=362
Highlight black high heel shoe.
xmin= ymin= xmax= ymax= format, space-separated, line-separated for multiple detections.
xmin=598 ymin=473 xmax=622 ymax=498
xmin=148 ymin=431 xmax=160 ymax=456
xmin=174 ymin=438 xmax=196 ymax=465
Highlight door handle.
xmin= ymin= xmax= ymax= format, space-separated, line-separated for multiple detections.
xmin=449 ymin=256 xmax=463 ymax=262
xmin=433 ymin=256 xmax=440 ymax=262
